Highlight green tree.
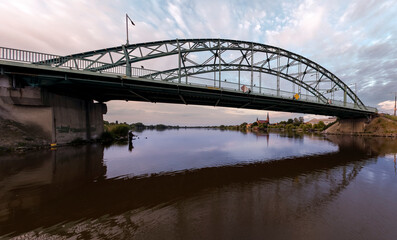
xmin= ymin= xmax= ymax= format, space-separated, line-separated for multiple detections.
xmin=111 ymin=124 xmax=131 ymax=137
xmin=314 ymin=121 xmax=326 ymax=130
xmin=132 ymin=122 xmax=145 ymax=129
xmin=293 ymin=118 xmax=300 ymax=126
xmin=285 ymin=123 xmax=295 ymax=130
xmin=155 ymin=124 xmax=167 ymax=130
xmin=299 ymin=117 xmax=304 ymax=124
xmin=239 ymin=122 xmax=248 ymax=130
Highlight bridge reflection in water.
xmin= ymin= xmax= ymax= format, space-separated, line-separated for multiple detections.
xmin=0 ymin=134 xmax=396 ymax=239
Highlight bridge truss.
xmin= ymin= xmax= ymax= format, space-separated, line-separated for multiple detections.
xmin=0 ymin=39 xmax=376 ymax=115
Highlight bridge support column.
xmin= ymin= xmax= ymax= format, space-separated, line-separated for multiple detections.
xmin=0 ymin=75 xmax=107 ymax=145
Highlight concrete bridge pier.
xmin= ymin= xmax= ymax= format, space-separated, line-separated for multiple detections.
xmin=0 ymin=74 xmax=107 ymax=145
xmin=324 ymin=118 xmax=369 ymax=135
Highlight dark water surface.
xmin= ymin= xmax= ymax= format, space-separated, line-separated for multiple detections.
xmin=1 ymin=129 xmax=397 ymax=239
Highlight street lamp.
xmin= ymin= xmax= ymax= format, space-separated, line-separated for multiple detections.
xmin=126 ymin=14 xmax=135 ymax=45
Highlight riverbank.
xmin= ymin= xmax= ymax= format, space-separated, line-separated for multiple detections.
xmin=0 ymin=116 xmax=50 ymax=152
xmin=325 ymin=115 xmax=397 ymax=137
xmin=3 ymin=115 xmax=397 ymax=152
xmin=0 ymin=116 xmax=135 ymax=152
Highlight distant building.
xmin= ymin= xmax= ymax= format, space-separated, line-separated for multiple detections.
xmin=307 ymin=117 xmax=336 ymax=125
xmin=257 ymin=113 xmax=270 ymax=124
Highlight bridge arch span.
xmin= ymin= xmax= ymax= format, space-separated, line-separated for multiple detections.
xmin=50 ymin=39 xmax=366 ymax=110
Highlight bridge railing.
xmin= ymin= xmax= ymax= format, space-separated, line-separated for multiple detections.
xmin=0 ymin=47 xmax=60 ymax=63
xmin=0 ymin=46 xmax=124 ymax=73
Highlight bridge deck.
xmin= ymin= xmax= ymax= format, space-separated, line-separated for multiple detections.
xmin=0 ymin=60 xmax=376 ymax=118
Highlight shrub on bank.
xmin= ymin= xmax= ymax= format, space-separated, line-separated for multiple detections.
xmin=100 ymin=131 xmax=115 ymax=143
xmin=107 ymin=124 xmax=130 ymax=137
xmin=102 ymin=124 xmax=131 ymax=143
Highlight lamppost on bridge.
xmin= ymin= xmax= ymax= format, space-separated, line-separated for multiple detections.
xmin=393 ymin=92 xmax=397 ymax=116
xmin=124 ymin=14 xmax=135 ymax=77
xmin=388 ymin=92 xmax=397 ymax=116
xmin=126 ymin=14 xmax=135 ymax=45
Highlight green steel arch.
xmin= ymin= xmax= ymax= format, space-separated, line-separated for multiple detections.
xmin=42 ymin=38 xmax=366 ymax=110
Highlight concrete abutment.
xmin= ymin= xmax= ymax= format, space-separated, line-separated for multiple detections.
xmin=0 ymin=74 xmax=107 ymax=145
xmin=325 ymin=118 xmax=368 ymax=134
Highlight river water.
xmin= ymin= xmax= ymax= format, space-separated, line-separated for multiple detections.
xmin=0 ymin=129 xmax=396 ymax=239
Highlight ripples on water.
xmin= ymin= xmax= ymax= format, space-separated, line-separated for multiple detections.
xmin=0 ymin=129 xmax=397 ymax=239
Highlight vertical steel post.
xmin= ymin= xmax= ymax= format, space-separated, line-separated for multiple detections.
xmin=185 ymin=67 xmax=188 ymax=84
xmin=218 ymin=39 xmax=221 ymax=88
xmin=259 ymin=72 xmax=261 ymax=94
xmin=354 ymin=83 xmax=357 ymax=108
xmin=177 ymin=39 xmax=181 ymax=84
xmin=297 ymin=62 xmax=302 ymax=97
xmin=344 ymin=85 xmax=347 ymax=107
xmin=214 ymin=71 xmax=216 ymax=87
xmin=122 ymin=45 xmax=131 ymax=77
xmin=238 ymin=68 xmax=240 ymax=91
xmin=126 ymin=14 xmax=129 ymax=45
xmin=293 ymin=74 xmax=295 ymax=94
xmin=251 ymin=43 xmax=254 ymax=92
xmin=277 ymin=49 xmax=280 ymax=96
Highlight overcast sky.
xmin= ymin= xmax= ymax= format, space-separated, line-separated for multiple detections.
xmin=1 ymin=0 xmax=396 ymax=125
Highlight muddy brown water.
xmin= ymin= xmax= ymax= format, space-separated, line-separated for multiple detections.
xmin=1 ymin=129 xmax=396 ymax=239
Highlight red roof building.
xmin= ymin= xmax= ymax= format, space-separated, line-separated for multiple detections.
xmin=256 ymin=113 xmax=270 ymax=124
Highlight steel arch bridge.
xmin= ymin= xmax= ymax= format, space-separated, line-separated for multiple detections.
xmin=0 ymin=39 xmax=377 ymax=118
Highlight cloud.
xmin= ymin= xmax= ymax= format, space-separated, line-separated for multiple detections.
xmin=262 ymin=0 xmax=397 ymax=109
xmin=1 ymin=0 xmax=397 ymax=124
xmin=167 ymin=2 xmax=191 ymax=36
xmin=265 ymin=0 xmax=331 ymax=50
xmin=0 ymin=0 xmax=125 ymax=54
xmin=378 ymin=100 xmax=395 ymax=114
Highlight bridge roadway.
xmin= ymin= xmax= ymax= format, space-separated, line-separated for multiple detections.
xmin=0 ymin=59 xmax=375 ymax=119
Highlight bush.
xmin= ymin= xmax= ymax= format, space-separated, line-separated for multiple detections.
xmin=107 ymin=124 xmax=131 ymax=137
xmin=239 ymin=122 xmax=247 ymax=130
xmin=100 ymin=131 xmax=115 ymax=143
xmin=313 ymin=121 xmax=326 ymax=130
xmin=156 ymin=124 xmax=167 ymax=130
xmin=285 ymin=123 xmax=295 ymax=130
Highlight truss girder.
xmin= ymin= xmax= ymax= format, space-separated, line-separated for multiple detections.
xmin=37 ymin=39 xmax=366 ymax=109
xmin=141 ymin=64 xmax=328 ymax=103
